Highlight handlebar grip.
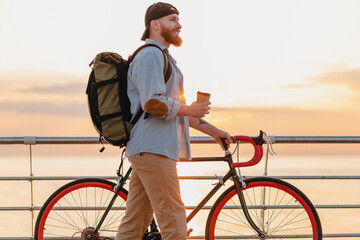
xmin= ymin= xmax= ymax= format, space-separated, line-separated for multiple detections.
xmin=220 ymin=138 xmax=228 ymax=151
xmin=232 ymin=131 xmax=264 ymax=168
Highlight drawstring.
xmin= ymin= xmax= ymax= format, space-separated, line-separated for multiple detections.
xmin=117 ymin=148 xmax=127 ymax=177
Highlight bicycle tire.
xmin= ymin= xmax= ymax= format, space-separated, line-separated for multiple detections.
xmin=206 ymin=177 xmax=322 ymax=240
xmin=34 ymin=178 xmax=128 ymax=240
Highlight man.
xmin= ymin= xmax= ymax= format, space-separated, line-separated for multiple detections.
xmin=116 ymin=2 xmax=232 ymax=240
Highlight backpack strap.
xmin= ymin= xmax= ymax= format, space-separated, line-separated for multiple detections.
xmin=162 ymin=50 xmax=172 ymax=83
xmin=129 ymin=44 xmax=172 ymax=82
xmin=130 ymin=107 xmax=145 ymax=125
xmin=129 ymin=44 xmax=173 ymax=124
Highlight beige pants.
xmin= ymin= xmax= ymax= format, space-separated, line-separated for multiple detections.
xmin=116 ymin=153 xmax=187 ymax=240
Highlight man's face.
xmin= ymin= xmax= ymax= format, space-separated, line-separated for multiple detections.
xmin=157 ymin=13 xmax=182 ymax=47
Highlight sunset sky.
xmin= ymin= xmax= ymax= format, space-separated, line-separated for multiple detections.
xmin=2 ymin=3 xmax=360 ymax=238
xmin=1 ymin=0 xmax=360 ymax=140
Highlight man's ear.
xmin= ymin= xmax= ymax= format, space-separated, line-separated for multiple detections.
xmin=150 ymin=20 xmax=160 ymax=31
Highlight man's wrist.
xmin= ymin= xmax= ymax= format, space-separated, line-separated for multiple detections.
xmin=178 ymin=104 xmax=192 ymax=117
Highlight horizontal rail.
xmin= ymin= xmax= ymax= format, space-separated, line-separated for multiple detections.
xmin=2 ymin=204 xmax=360 ymax=212
xmin=2 ymin=175 xmax=360 ymax=181
xmin=0 ymin=136 xmax=217 ymax=144
xmin=273 ymin=136 xmax=360 ymax=144
xmin=1 ymin=233 xmax=360 ymax=240
xmin=2 ymin=135 xmax=360 ymax=144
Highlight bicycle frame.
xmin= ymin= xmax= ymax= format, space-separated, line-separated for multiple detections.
xmin=184 ymin=153 xmax=265 ymax=238
xmin=95 ymin=131 xmax=267 ymax=238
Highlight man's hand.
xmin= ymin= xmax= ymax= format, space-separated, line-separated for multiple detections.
xmin=211 ymin=129 xmax=232 ymax=150
xmin=178 ymin=101 xmax=210 ymax=118
xmin=182 ymin=102 xmax=232 ymax=150
xmin=189 ymin=101 xmax=211 ymax=118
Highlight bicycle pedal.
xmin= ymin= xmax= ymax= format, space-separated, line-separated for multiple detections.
xmin=187 ymin=228 xmax=193 ymax=237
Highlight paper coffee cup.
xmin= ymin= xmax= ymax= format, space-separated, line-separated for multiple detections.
xmin=197 ymin=91 xmax=211 ymax=103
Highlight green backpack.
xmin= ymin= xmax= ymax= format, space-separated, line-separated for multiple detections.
xmin=86 ymin=44 xmax=172 ymax=148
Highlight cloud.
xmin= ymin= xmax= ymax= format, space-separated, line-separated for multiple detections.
xmin=1 ymin=69 xmax=89 ymax=115
xmin=0 ymin=69 xmax=88 ymax=97
xmin=208 ymin=105 xmax=360 ymax=136
xmin=308 ymin=68 xmax=360 ymax=91
xmin=18 ymin=82 xmax=86 ymax=95
xmin=0 ymin=69 xmax=87 ymax=84
xmin=0 ymin=101 xmax=88 ymax=116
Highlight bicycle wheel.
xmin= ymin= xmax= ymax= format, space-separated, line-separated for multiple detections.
xmin=206 ymin=177 xmax=322 ymax=240
xmin=35 ymin=178 xmax=128 ymax=240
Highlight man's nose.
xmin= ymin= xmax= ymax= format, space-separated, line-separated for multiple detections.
xmin=177 ymin=21 xmax=182 ymax=29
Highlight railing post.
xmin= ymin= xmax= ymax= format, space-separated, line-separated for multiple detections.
xmin=24 ymin=136 xmax=36 ymax=237
xmin=260 ymin=143 xmax=270 ymax=231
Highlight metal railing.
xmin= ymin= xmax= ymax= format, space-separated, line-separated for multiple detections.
xmin=1 ymin=135 xmax=360 ymax=239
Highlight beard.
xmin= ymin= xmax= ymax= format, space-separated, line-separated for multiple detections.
xmin=161 ymin=26 xmax=183 ymax=47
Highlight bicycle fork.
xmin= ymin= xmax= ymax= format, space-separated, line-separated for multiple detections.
xmin=233 ymin=175 xmax=267 ymax=239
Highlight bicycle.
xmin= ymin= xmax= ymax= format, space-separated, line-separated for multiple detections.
xmin=34 ymin=131 xmax=322 ymax=240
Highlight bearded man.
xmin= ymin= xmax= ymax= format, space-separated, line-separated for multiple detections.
xmin=116 ymin=2 xmax=231 ymax=240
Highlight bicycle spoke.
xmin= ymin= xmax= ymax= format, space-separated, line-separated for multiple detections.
xmin=46 ymin=215 xmax=81 ymax=232
xmin=265 ymin=186 xmax=273 ymax=233
xmin=269 ymin=213 xmax=311 ymax=235
xmin=45 ymin=223 xmax=81 ymax=232
xmin=93 ymin=188 xmax=113 ymax=228
xmin=215 ymin=225 xmax=252 ymax=237
xmin=94 ymin=186 xmax=106 ymax=227
xmin=101 ymin=202 xmax=126 ymax=231
xmin=266 ymin=195 xmax=303 ymax=235
xmin=266 ymin=187 xmax=280 ymax=231
xmin=44 ymin=231 xmax=76 ymax=237
xmin=243 ymin=187 xmax=262 ymax=229
xmin=53 ymin=202 xmax=82 ymax=231
xmin=229 ymin=198 xmax=245 ymax=220
xmin=76 ymin=187 xmax=88 ymax=226
xmin=217 ymin=214 xmax=253 ymax=229
xmin=265 ymin=189 xmax=289 ymax=233
xmin=251 ymin=186 xmax=262 ymax=227
xmin=228 ymin=198 xmax=255 ymax=231
xmin=67 ymin=190 xmax=89 ymax=227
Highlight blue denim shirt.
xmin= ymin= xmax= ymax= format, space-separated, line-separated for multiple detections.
xmin=126 ymin=39 xmax=191 ymax=160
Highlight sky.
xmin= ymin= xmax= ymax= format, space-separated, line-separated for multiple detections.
xmin=1 ymin=3 xmax=360 ymax=237
xmin=1 ymin=0 xmax=360 ymax=145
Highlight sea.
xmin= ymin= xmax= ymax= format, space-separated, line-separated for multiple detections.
xmin=0 ymin=143 xmax=359 ymax=239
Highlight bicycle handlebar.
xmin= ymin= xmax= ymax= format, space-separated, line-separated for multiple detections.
xmin=231 ymin=130 xmax=265 ymax=168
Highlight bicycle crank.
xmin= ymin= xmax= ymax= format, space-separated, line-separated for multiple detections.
xmin=81 ymin=227 xmax=100 ymax=240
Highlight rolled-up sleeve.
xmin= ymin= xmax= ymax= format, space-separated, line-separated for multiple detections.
xmin=132 ymin=49 xmax=180 ymax=121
